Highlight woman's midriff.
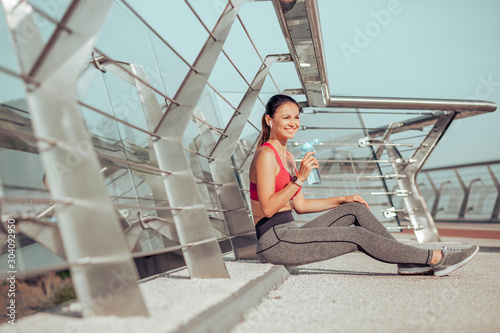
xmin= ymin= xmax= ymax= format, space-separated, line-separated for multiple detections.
xmin=251 ymin=199 xmax=293 ymax=225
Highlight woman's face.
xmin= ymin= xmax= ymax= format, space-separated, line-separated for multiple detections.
xmin=267 ymin=102 xmax=300 ymax=140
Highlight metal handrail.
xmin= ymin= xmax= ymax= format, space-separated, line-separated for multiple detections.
xmin=328 ymin=96 xmax=497 ymax=113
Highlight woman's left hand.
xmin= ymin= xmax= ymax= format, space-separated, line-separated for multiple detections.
xmin=343 ymin=195 xmax=370 ymax=209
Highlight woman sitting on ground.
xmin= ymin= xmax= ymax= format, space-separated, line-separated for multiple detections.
xmin=249 ymin=94 xmax=478 ymax=276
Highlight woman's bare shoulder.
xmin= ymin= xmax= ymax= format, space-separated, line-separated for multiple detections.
xmin=252 ymin=145 xmax=276 ymax=167
xmin=254 ymin=146 xmax=274 ymax=161
xmin=254 ymin=145 xmax=274 ymax=157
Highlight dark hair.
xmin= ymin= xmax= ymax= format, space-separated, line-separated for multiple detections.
xmin=258 ymin=94 xmax=299 ymax=147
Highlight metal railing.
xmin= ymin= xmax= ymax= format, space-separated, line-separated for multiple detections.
xmin=420 ymin=161 xmax=500 ymax=222
xmin=0 ymin=0 xmax=276 ymax=317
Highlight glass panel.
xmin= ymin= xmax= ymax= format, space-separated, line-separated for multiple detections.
xmin=124 ymin=0 xmax=208 ymax=65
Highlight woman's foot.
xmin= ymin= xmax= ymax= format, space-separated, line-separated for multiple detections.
xmin=432 ymin=246 xmax=480 ymax=277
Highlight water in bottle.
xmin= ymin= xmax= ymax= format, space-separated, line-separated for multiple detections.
xmin=300 ymin=141 xmax=321 ymax=185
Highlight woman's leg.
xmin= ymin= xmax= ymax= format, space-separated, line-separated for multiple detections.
xmin=257 ymin=222 xmax=433 ymax=266
xmin=301 ymin=202 xmax=395 ymax=240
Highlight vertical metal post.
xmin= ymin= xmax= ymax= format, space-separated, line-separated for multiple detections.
xmin=201 ymin=55 xmax=291 ymax=259
xmin=140 ymin=0 xmax=245 ymax=276
xmin=455 ymin=170 xmax=481 ymax=219
xmin=1 ymin=0 xmax=148 ymax=316
xmin=386 ymin=113 xmax=456 ymax=243
xmin=426 ymin=172 xmax=450 ymax=218
xmin=488 ymin=165 xmax=500 ymax=220
xmin=134 ymin=171 xmax=179 ymax=244
xmin=132 ymin=64 xmax=229 ymax=278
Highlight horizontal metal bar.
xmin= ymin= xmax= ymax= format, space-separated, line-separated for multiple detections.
xmin=93 ymin=48 xmax=179 ymax=106
xmin=237 ymin=143 xmax=253 ymax=152
xmin=206 ymin=208 xmax=230 ymax=213
xmin=0 ymin=64 xmax=40 ymax=86
xmin=109 ymin=195 xmax=168 ymax=203
xmin=300 ymin=125 xmax=383 ymax=131
xmin=380 ymin=208 xmax=408 ymax=213
xmin=27 ymin=1 xmax=72 ymax=33
xmin=236 ymin=13 xmax=280 ymax=93
xmin=0 ymin=127 xmax=59 ymax=147
xmin=114 ymin=203 xmax=183 ymax=211
xmin=386 ymin=224 xmax=425 ymax=231
xmin=2 ymin=184 xmax=47 ymax=193
xmin=36 ymin=204 xmax=55 ymax=219
xmin=328 ymin=96 xmax=497 ymax=112
xmin=132 ymin=231 xmax=249 ymax=259
xmin=195 ymin=178 xmax=223 ymax=187
xmin=237 ymin=14 xmax=263 ymax=63
xmin=288 ymin=141 xmax=413 ymax=147
xmin=321 ymin=174 xmax=406 ymax=180
xmin=371 ymin=190 xmax=411 ymax=196
xmin=192 ymin=115 xmax=228 ymax=137
xmin=8 ymin=233 xmax=231 ymax=279
xmin=301 ymin=191 xmax=379 ymax=196
xmin=209 ymin=216 xmax=226 ymax=223
xmin=295 ymin=158 xmax=406 ymax=163
xmin=0 ymin=198 xmax=73 ymax=205
xmin=119 ymin=0 xmax=198 ymax=74
xmin=230 ymin=165 xmax=244 ymax=172
xmin=175 ymin=5 xmax=273 ymax=127
xmin=78 ymin=101 xmax=162 ymax=139
xmin=98 ymin=154 xmax=173 ymax=176
xmin=28 ymin=0 xmax=80 ymax=78
xmin=184 ymin=0 xmax=216 ymax=41
xmin=303 ymin=109 xmax=439 ymax=116
xmin=422 ymin=160 xmax=500 ymax=172
xmin=0 ymin=103 xmax=29 ymax=114
xmin=139 ymin=215 xmax=175 ymax=225
xmin=232 ymin=230 xmax=256 ymax=238
xmin=392 ymin=134 xmax=428 ymax=142
xmin=183 ymin=146 xmax=214 ymax=161
xmin=246 ymin=119 xmax=260 ymax=132
xmin=221 ymin=49 xmax=253 ymax=89
xmin=206 ymin=82 xmax=240 ymax=113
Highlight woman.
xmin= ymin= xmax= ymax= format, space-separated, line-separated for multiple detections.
xmin=249 ymin=94 xmax=478 ymax=276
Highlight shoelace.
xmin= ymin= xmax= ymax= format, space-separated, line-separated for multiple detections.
xmin=442 ymin=247 xmax=462 ymax=255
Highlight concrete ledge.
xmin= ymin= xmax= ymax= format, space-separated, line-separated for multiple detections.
xmin=172 ymin=265 xmax=290 ymax=333
xmin=0 ymin=260 xmax=290 ymax=332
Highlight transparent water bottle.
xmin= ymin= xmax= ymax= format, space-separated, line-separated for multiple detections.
xmin=300 ymin=141 xmax=321 ymax=185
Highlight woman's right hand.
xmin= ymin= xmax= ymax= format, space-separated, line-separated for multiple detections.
xmin=297 ymin=151 xmax=319 ymax=182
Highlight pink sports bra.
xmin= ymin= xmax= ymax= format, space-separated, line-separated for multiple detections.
xmin=249 ymin=142 xmax=301 ymax=201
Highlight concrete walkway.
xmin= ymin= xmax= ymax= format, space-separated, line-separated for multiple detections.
xmin=2 ymin=235 xmax=499 ymax=333
xmin=232 ymin=237 xmax=500 ymax=333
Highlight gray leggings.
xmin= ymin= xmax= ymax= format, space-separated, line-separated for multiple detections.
xmin=256 ymin=202 xmax=433 ymax=266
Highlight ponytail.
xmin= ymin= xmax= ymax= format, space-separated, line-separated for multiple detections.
xmin=257 ymin=117 xmax=270 ymax=148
